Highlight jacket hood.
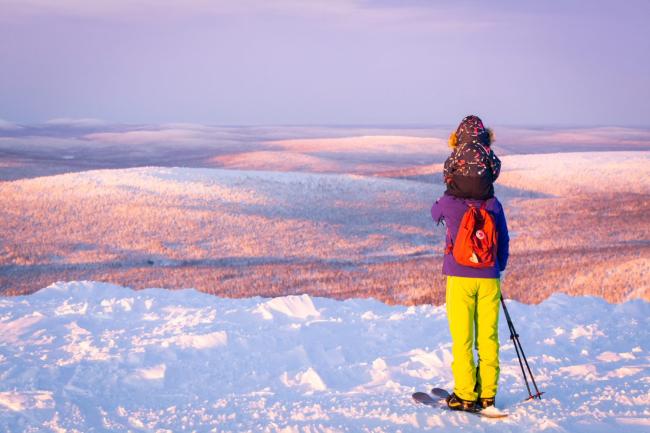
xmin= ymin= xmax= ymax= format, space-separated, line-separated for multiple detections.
xmin=455 ymin=115 xmax=491 ymax=147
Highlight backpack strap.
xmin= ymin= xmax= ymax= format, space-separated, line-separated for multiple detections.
xmin=447 ymin=202 xmax=476 ymax=255
xmin=481 ymin=198 xmax=496 ymax=210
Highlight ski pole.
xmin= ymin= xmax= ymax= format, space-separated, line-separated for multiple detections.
xmin=501 ymin=296 xmax=543 ymax=400
xmin=503 ymin=304 xmax=533 ymax=398
xmin=501 ymin=297 xmax=536 ymax=400
xmin=500 ymin=295 xmax=544 ymax=400
xmin=512 ymin=326 xmax=543 ymax=400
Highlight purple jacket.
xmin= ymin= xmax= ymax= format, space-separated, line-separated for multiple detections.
xmin=431 ymin=193 xmax=509 ymax=278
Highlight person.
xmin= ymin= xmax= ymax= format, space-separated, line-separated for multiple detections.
xmin=444 ymin=115 xmax=501 ymax=200
xmin=430 ymin=163 xmax=510 ymax=412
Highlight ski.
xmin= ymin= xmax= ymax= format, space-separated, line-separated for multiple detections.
xmin=412 ymin=391 xmax=440 ymax=407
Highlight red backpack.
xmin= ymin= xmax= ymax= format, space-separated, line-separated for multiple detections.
xmin=446 ymin=203 xmax=497 ymax=268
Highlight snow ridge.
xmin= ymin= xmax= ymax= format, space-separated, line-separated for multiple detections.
xmin=0 ymin=281 xmax=648 ymax=432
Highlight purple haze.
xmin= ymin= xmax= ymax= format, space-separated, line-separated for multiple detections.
xmin=0 ymin=0 xmax=649 ymax=126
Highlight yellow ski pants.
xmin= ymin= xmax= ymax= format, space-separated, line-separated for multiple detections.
xmin=446 ymin=276 xmax=501 ymax=401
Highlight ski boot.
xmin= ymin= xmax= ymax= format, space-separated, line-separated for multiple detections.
xmin=477 ymin=396 xmax=495 ymax=409
xmin=446 ymin=392 xmax=477 ymax=412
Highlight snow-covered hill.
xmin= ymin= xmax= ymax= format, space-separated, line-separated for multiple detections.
xmin=1 ymin=281 xmax=648 ymax=432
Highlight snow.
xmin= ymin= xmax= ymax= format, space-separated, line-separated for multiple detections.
xmin=498 ymin=151 xmax=650 ymax=195
xmin=213 ymin=151 xmax=346 ymax=173
xmin=1 ymin=281 xmax=648 ymax=432
xmin=255 ymin=294 xmax=321 ymax=320
xmin=267 ymin=135 xmax=447 ymax=156
xmin=2 ymin=150 xmax=648 ymax=304
xmin=0 ymin=392 xmax=54 ymax=412
xmin=0 ymin=164 xmax=442 ymax=265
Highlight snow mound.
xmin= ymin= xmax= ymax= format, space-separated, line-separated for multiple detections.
xmin=255 ymin=294 xmax=321 ymax=320
xmin=0 ymin=391 xmax=54 ymax=412
xmin=281 ymin=367 xmax=328 ymax=393
xmin=168 ymin=330 xmax=228 ymax=349
xmin=0 ymin=283 xmax=648 ymax=433
xmin=135 ymin=364 xmax=166 ymax=381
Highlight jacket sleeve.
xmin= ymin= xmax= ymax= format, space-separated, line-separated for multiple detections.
xmin=431 ymin=196 xmax=445 ymax=225
xmin=496 ymin=202 xmax=509 ymax=272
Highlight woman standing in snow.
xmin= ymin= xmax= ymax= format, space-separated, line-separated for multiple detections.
xmin=430 ymin=116 xmax=510 ymax=412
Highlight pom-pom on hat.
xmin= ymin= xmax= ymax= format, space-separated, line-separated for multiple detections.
xmin=448 ymin=115 xmax=494 ymax=148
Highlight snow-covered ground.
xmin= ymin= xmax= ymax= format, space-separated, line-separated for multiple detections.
xmin=1 ymin=281 xmax=648 ymax=432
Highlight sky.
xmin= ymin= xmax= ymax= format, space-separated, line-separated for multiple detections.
xmin=0 ymin=0 xmax=649 ymax=126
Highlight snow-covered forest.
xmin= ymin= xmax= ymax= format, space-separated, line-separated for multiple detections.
xmin=1 ymin=127 xmax=648 ymax=304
